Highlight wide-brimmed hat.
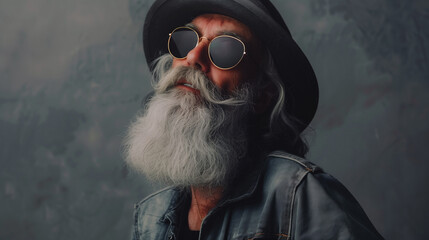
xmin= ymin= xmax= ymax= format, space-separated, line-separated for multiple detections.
xmin=143 ymin=0 xmax=318 ymax=132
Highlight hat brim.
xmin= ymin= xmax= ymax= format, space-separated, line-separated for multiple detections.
xmin=143 ymin=0 xmax=318 ymax=132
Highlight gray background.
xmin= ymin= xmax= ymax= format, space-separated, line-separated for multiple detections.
xmin=1 ymin=0 xmax=428 ymax=239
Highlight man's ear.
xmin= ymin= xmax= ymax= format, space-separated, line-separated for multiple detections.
xmin=254 ymin=81 xmax=276 ymax=114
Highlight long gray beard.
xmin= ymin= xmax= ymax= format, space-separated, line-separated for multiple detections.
xmin=124 ymin=64 xmax=254 ymax=188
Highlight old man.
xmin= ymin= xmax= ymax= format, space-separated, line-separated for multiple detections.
xmin=125 ymin=0 xmax=384 ymax=239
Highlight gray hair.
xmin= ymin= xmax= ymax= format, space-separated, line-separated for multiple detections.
xmin=150 ymin=53 xmax=309 ymax=157
xmin=259 ymin=52 xmax=309 ymax=157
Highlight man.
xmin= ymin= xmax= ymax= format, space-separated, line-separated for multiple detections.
xmin=124 ymin=0 xmax=384 ymax=239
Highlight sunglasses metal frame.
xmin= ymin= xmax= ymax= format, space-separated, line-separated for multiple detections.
xmin=168 ymin=26 xmax=247 ymax=70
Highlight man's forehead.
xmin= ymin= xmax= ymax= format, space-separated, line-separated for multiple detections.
xmin=189 ymin=14 xmax=254 ymax=41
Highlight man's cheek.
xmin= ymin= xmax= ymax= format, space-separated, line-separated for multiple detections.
xmin=172 ymin=58 xmax=184 ymax=68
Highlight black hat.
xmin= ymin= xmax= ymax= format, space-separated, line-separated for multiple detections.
xmin=143 ymin=0 xmax=318 ymax=132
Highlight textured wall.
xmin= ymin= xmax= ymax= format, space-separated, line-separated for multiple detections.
xmin=1 ymin=0 xmax=428 ymax=239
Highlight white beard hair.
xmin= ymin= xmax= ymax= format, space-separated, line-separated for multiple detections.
xmin=124 ymin=62 xmax=255 ymax=188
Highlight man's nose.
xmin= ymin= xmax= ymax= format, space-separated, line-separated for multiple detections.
xmin=185 ymin=37 xmax=210 ymax=73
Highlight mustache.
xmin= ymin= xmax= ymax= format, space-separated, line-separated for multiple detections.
xmin=153 ymin=66 xmax=249 ymax=106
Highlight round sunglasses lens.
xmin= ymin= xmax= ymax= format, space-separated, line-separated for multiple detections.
xmin=209 ymin=36 xmax=244 ymax=69
xmin=169 ymin=29 xmax=198 ymax=58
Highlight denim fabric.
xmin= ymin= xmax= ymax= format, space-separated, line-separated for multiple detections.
xmin=131 ymin=151 xmax=384 ymax=240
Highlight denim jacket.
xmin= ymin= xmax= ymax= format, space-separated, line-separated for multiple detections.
xmin=131 ymin=151 xmax=384 ymax=240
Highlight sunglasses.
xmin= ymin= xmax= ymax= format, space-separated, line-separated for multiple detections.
xmin=168 ymin=26 xmax=247 ymax=70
